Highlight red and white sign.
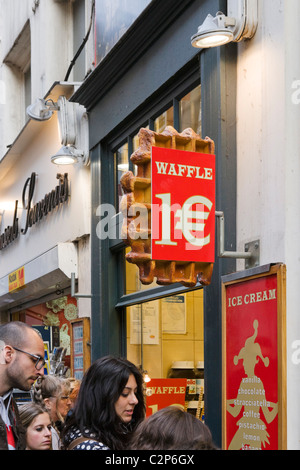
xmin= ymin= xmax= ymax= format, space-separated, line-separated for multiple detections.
xmin=145 ymin=378 xmax=187 ymax=417
xmin=151 ymin=146 xmax=215 ymax=263
xmin=224 ymin=274 xmax=279 ymax=450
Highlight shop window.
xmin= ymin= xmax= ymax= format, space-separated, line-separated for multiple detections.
xmin=126 ymin=291 xmax=204 ymax=379
xmin=179 ymin=84 xmax=201 ymax=134
xmin=132 ymin=126 xmax=149 ymax=175
xmin=114 ymin=126 xmax=150 ymax=210
xmin=114 ymin=85 xmax=201 ymax=211
xmin=154 ymin=107 xmax=174 ymax=133
xmin=95 ymin=0 xmax=152 ymax=64
xmin=126 ymin=289 xmax=204 ymax=418
xmin=117 ymin=84 xmax=203 ymax=295
xmin=114 ymin=142 xmax=129 ymax=210
xmin=118 ymin=82 xmax=204 ymax=415
xmin=108 ymin=78 xmax=204 ymax=415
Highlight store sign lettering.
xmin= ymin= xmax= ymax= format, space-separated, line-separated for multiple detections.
xmin=151 ymin=147 xmax=215 ymax=263
xmin=0 ymin=172 xmax=69 ymax=251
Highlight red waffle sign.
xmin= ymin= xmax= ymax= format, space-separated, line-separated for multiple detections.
xmin=151 ymin=146 xmax=215 ymax=263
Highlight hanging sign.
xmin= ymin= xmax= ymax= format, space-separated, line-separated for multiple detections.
xmin=70 ymin=317 xmax=91 ymax=380
xmin=222 ymin=264 xmax=286 ymax=450
xmin=145 ymin=378 xmax=187 ymax=417
xmin=151 ymin=147 xmax=215 ymax=263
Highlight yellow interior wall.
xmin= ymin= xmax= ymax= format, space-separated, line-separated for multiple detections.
xmin=126 ymin=251 xmax=204 ymax=378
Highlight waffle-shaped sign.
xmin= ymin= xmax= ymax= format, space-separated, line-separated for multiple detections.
xmin=120 ymin=126 xmax=215 ymax=287
xmin=151 ymin=147 xmax=215 ymax=263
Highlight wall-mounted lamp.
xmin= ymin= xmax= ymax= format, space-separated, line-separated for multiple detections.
xmin=191 ymin=0 xmax=258 ymax=49
xmin=51 ymin=145 xmax=83 ymax=165
xmin=26 ymin=95 xmax=89 ymax=166
xmin=27 ymin=98 xmax=58 ymax=121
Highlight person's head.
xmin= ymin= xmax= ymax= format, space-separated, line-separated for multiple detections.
xmin=64 ymin=355 xmax=145 ymax=449
xmin=56 ymin=378 xmax=72 ymax=421
xmin=33 ymin=375 xmax=72 ymax=423
xmin=130 ymin=406 xmax=216 ymax=450
xmin=19 ymin=402 xmax=52 ymax=450
xmin=0 ymin=322 xmax=45 ymax=394
xmin=68 ymin=378 xmax=81 ymax=409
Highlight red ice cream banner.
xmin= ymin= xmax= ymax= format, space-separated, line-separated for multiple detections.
xmin=222 ymin=264 xmax=287 ymax=450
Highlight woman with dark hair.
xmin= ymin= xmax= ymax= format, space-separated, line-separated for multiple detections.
xmin=61 ymin=355 xmax=145 ymax=450
xmin=129 ymin=405 xmax=217 ymax=450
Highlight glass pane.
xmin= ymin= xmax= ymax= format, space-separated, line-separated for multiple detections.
xmin=179 ymin=85 xmax=201 ymax=135
xmin=126 ymin=290 xmax=204 ymax=416
xmin=115 ymin=142 xmax=128 ymax=210
xmin=95 ymin=0 xmax=152 ymax=64
xmin=132 ymin=126 xmax=149 ymax=176
xmin=154 ymin=107 xmax=174 ymax=133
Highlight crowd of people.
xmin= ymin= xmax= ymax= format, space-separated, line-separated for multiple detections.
xmin=0 ymin=321 xmax=216 ymax=451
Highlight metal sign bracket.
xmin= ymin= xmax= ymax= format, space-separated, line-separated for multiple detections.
xmin=215 ymin=211 xmax=260 ymax=268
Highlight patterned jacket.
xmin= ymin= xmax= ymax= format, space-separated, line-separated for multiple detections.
xmin=62 ymin=425 xmax=110 ymax=450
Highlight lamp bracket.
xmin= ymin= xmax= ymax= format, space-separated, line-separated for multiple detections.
xmin=224 ymin=17 xmax=236 ymax=28
xmin=215 ymin=12 xmax=236 ymax=29
xmin=245 ymin=240 xmax=260 ymax=269
xmin=228 ymin=0 xmax=258 ymax=42
xmin=45 ymin=99 xmax=59 ymax=111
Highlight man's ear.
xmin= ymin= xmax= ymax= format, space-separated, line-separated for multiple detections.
xmin=0 ymin=340 xmax=5 ymax=365
xmin=0 ymin=345 xmax=15 ymax=364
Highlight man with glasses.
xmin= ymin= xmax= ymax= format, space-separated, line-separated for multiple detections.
xmin=0 ymin=321 xmax=45 ymax=450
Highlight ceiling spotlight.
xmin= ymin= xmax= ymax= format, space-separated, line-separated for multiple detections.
xmin=51 ymin=145 xmax=88 ymax=166
xmin=26 ymin=98 xmax=59 ymax=121
xmin=191 ymin=0 xmax=258 ymax=49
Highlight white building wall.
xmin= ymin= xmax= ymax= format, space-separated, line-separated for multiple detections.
xmin=236 ymin=0 xmax=300 ymax=449
xmin=0 ymin=0 xmax=75 ymax=158
xmin=30 ymin=0 xmax=74 ymax=98
xmin=0 ymin=0 xmax=92 ymax=318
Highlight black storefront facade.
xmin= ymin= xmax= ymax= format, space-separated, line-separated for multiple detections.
xmin=73 ymin=0 xmax=236 ymax=447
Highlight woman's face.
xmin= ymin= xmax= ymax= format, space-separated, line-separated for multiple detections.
xmin=45 ymin=387 xmax=71 ymax=421
xmin=56 ymin=388 xmax=72 ymax=420
xmin=114 ymin=374 xmax=139 ymax=423
xmin=26 ymin=412 xmax=52 ymax=450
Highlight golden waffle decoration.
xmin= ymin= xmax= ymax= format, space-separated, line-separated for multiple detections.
xmin=120 ymin=126 xmax=215 ymax=287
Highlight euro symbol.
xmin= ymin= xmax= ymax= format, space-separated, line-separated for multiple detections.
xmin=175 ymin=195 xmax=213 ymax=247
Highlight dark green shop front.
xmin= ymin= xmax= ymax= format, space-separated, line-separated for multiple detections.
xmin=73 ymin=0 xmax=237 ymax=448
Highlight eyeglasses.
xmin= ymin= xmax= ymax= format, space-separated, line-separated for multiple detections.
xmin=12 ymin=346 xmax=45 ymax=370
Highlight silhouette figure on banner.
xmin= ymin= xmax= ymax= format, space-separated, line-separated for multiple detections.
xmin=226 ymin=320 xmax=278 ymax=450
